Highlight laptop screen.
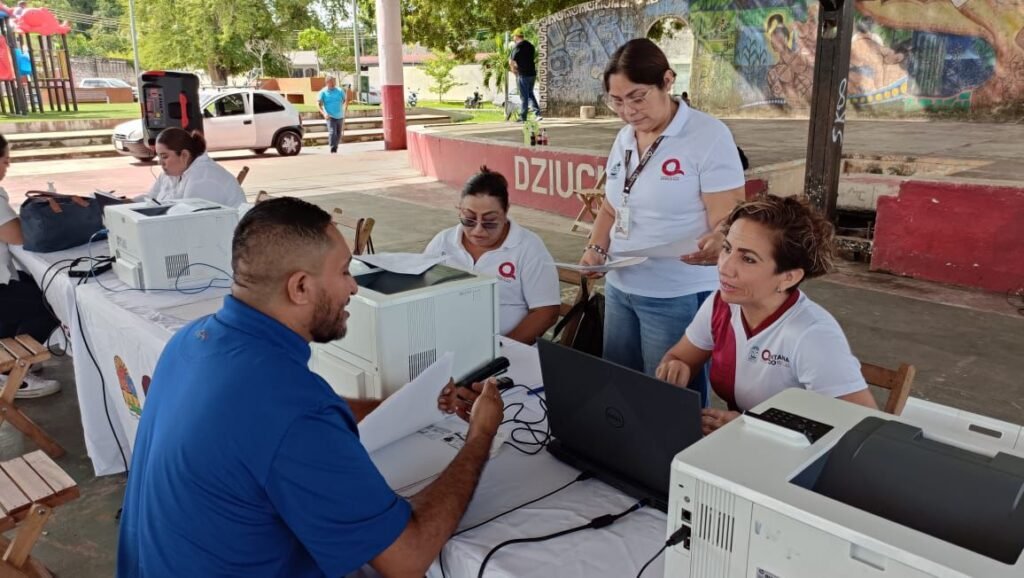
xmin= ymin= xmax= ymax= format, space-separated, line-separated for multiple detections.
xmin=539 ymin=340 xmax=704 ymax=500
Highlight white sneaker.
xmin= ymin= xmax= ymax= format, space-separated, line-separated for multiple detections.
xmin=0 ymin=373 xmax=62 ymax=399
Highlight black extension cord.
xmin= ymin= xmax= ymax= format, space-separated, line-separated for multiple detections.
xmin=636 ymin=524 xmax=692 ymax=578
xmin=475 ymin=500 xmax=647 ymax=578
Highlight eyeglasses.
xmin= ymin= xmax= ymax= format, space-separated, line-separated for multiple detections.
xmin=604 ymin=88 xmax=654 ymax=112
xmin=459 ymin=216 xmax=504 ymax=230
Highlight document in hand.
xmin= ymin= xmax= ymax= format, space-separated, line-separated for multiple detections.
xmin=552 ymin=256 xmax=647 ymax=274
xmin=612 ymin=238 xmax=699 ymax=259
xmin=358 ymin=352 xmax=454 ymax=453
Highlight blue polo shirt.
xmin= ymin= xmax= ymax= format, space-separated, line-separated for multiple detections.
xmin=319 ymin=87 xmax=346 ymax=119
xmin=117 ymin=296 xmax=410 ymax=577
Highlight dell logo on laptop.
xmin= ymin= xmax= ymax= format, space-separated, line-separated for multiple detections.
xmin=605 ymin=407 xmax=625 ymax=429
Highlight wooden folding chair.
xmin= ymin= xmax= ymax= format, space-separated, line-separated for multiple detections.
xmin=0 ymin=450 xmax=80 ymax=578
xmin=332 ymin=208 xmax=375 ymax=255
xmin=861 ymin=362 xmax=917 ymax=415
xmin=0 ymin=337 xmax=64 ymax=459
xmin=236 ymin=166 xmax=250 ymax=185
xmin=570 ymin=173 xmax=607 ymax=235
xmin=554 ymin=267 xmax=592 ymax=346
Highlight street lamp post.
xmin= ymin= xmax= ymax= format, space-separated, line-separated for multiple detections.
xmin=127 ymin=0 xmax=141 ymax=81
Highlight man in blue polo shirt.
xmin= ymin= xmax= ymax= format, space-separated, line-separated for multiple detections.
xmin=117 ymin=197 xmax=504 ymax=577
xmin=318 ymin=75 xmax=348 ymax=154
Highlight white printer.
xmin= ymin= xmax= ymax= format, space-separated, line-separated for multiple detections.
xmin=105 ymin=199 xmax=237 ymax=291
xmin=666 ymin=389 xmax=1024 ymax=578
xmin=312 ymin=261 xmax=500 ymax=400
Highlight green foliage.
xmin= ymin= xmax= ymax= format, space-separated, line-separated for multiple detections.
xmin=357 ymin=0 xmax=571 ymax=57
xmin=480 ymin=35 xmax=511 ymax=94
xmin=421 ymin=51 xmax=465 ymax=102
xmin=297 ymin=27 xmax=355 ymax=73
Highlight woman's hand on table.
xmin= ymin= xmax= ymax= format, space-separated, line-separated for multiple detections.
xmin=701 ymin=408 xmax=741 ymax=435
xmin=681 ymin=230 xmax=724 ymax=266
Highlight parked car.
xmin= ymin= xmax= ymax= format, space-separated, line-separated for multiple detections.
xmin=112 ymin=89 xmax=304 ymax=162
xmin=80 ymin=77 xmax=138 ymax=101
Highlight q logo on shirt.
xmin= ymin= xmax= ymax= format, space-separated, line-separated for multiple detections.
xmin=661 ymin=159 xmax=685 ymax=180
xmin=498 ymin=262 xmax=517 ymax=281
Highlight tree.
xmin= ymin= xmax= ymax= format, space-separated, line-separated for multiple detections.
xmin=133 ymin=0 xmax=327 ymax=84
xmin=357 ymin=0 xmax=572 ymax=57
xmin=480 ymin=35 xmax=511 ymax=95
xmin=297 ymin=27 xmax=355 ymax=74
xmin=422 ymin=51 xmax=464 ymax=102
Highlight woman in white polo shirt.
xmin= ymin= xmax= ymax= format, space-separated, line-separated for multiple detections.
xmin=425 ymin=166 xmax=560 ymax=345
xmin=0 ymin=133 xmax=61 ymax=398
xmin=580 ymin=38 xmax=746 ymax=404
xmin=656 ymin=195 xmax=877 ymax=434
xmin=144 ymin=128 xmax=245 ymax=207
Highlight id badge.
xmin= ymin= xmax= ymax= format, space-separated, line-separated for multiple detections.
xmin=614 ymin=206 xmax=632 ymax=240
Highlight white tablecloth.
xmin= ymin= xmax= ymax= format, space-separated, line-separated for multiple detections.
xmin=367 ymin=339 xmax=668 ymax=578
xmin=13 ymin=243 xmax=229 ymax=475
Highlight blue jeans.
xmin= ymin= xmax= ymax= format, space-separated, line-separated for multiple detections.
xmin=517 ymin=75 xmax=541 ymax=120
xmin=603 ymin=284 xmax=712 ymax=407
xmin=327 ymin=117 xmax=344 ymax=150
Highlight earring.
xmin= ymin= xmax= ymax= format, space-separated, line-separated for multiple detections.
xmin=776 ymin=287 xmax=783 ymax=293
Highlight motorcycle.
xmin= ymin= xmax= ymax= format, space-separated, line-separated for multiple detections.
xmin=464 ymin=90 xmax=483 ymax=109
xmin=407 ymin=89 xmax=418 ymax=108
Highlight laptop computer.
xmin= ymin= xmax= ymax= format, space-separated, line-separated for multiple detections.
xmin=538 ymin=340 xmax=704 ymax=512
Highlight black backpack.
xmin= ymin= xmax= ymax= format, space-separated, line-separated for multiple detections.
xmin=551 ymin=278 xmax=604 ymax=357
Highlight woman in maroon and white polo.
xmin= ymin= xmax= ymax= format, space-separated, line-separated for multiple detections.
xmin=656 ymin=195 xmax=877 ymax=434
xmin=425 ymin=166 xmax=560 ymax=345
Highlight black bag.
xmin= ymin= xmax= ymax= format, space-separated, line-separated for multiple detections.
xmin=551 ymin=278 xmax=604 ymax=357
xmin=19 ymin=191 xmax=104 ymax=253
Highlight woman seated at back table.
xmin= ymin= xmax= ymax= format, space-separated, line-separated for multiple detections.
xmin=425 ymin=166 xmax=560 ymax=345
xmin=656 ymin=194 xmax=877 ymax=434
xmin=142 ymin=128 xmax=245 ymax=207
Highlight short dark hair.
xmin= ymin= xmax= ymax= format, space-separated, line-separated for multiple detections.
xmin=0 ymin=133 xmax=8 ymax=157
xmin=603 ymin=38 xmax=672 ymax=92
xmin=724 ymin=195 xmax=836 ymax=285
xmin=156 ymin=128 xmax=207 ymax=163
xmin=462 ymin=166 xmax=510 ymax=211
xmin=232 ymin=197 xmax=335 ymax=295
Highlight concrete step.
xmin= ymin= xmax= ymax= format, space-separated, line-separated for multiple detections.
xmin=10 ymin=130 xmax=386 ymax=161
xmin=304 ymin=114 xmax=449 ymax=133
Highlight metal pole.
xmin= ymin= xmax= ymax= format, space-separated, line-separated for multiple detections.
xmin=803 ymin=0 xmax=856 ymax=220
xmin=127 ymin=0 xmax=142 ymax=82
xmin=351 ymin=0 xmax=361 ymax=103
xmin=375 ymin=0 xmax=406 ymax=149
xmin=503 ymin=32 xmax=509 ymax=117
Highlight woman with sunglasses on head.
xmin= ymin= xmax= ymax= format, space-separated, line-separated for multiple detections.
xmin=425 ymin=166 xmax=560 ymax=345
xmin=656 ymin=195 xmax=877 ymax=435
xmin=580 ymin=38 xmax=746 ymax=405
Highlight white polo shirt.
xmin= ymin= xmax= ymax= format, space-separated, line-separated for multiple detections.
xmin=425 ymin=219 xmax=560 ymax=336
xmin=605 ymin=101 xmax=745 ymax=298
xmin=0 ymin=187 xmax=19 ymax=286
xmin=686 ymin=290 xmax=868 ymax=411
xmin=147 ymin=153 xmax=245 ymax=208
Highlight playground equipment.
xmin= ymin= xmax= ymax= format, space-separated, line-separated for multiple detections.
xmin=0 ymin=5 xmax=79 ymax=116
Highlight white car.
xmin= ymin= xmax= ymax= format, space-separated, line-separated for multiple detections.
xmin=81 ymin=77 xmax=138 ymax=101
xmin=112 ymin=89 xmax=304 ymax=162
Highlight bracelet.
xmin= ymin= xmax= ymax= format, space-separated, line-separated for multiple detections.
xmin=585 ymin=244 xmax=609 ymax=258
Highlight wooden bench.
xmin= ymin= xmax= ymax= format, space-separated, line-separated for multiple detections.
xmin=0 ymin=337 xmax=64 ymax=458
xmin=72 ymin=88 xmax=110 ymax=104
xmin=0 ymin=450 xmax=80 ymax=578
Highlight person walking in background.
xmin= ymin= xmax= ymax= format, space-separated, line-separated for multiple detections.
xmin=509 ymin=29 xmax=542 ymax=122
xmin=318 ymin=75 xmax=348 ymax=154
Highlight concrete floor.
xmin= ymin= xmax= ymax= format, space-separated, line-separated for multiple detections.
xmin=2 ymin=141 xmax=1022 ymax=576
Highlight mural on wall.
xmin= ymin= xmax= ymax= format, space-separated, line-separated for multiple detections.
xmin=539 ymin=0 xmax=1021 ymax=116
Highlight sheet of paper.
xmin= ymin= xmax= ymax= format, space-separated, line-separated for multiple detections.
xmin=358 ymin=352 xmax=454 ymax=454
xmin=355 ymin=253 xmax=445 ymax=276
xmin=552 ymin=256 xmax=647 ymax=274
xmin=613 ymin=238 xmax=700 ymax=259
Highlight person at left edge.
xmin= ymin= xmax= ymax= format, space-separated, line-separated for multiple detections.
xmin=117 ymin=197 xmax=505 ymax=577
xmin=425 ymin=166 xmax=561 ymax=345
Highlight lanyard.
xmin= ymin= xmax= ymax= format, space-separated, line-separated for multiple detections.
xmin=621 ymin=136 xmax=665 ymax=206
